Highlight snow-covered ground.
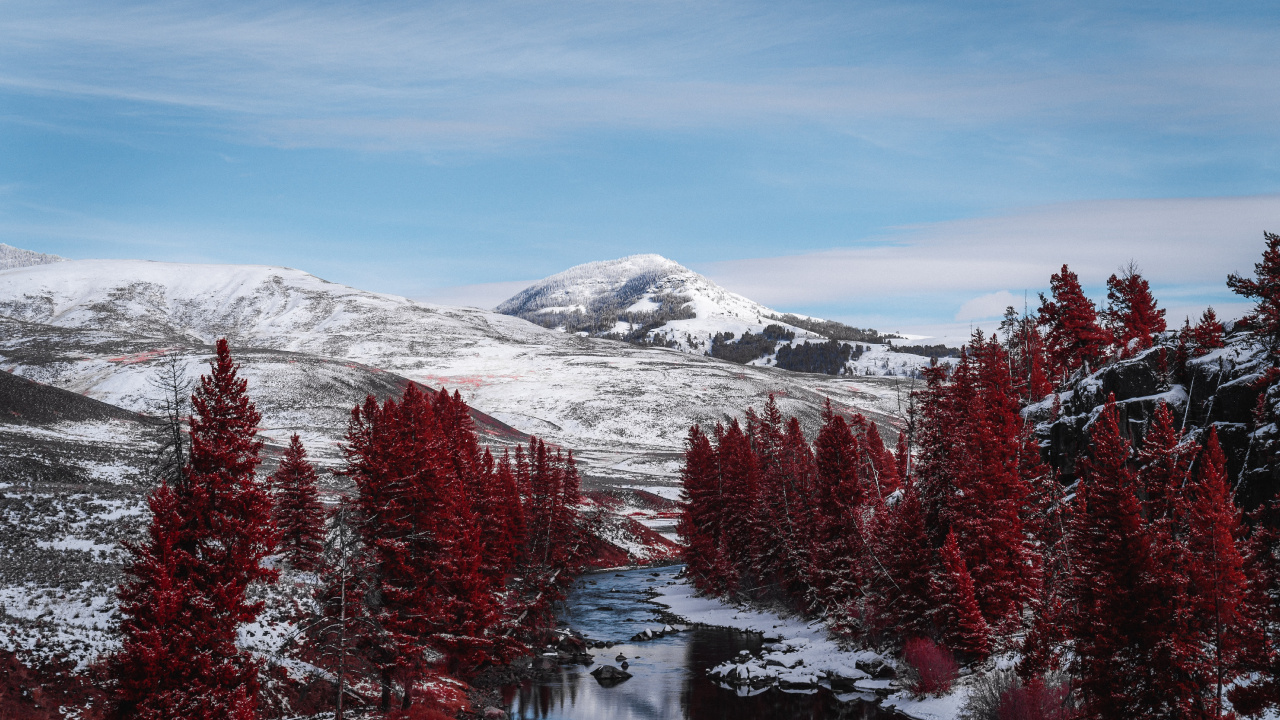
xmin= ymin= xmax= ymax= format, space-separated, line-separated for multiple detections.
xmin=652 ymin=578 xmax=971 ymax=720
xmin=0 ymin=258 xmax=921 ymax=485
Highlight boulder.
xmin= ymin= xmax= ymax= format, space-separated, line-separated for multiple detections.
xmin=591 ymin=665 xmax=633 ymax=687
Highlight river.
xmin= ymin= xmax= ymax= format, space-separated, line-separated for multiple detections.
xmin=501 ymin=564 xmax=911 ymax=720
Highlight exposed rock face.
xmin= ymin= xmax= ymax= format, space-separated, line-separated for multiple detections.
xmin=1032 ymin=334 xmax=1279 ymax=510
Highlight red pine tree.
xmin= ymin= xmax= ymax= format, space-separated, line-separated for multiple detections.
xmin=1183 ymin=428 xmax=1250 ymax=718
xmin=1232 ymin=498 xmax=1280 ymax=716
xmin=679 ymin=425 xmax=732 ymax=593
xmin=272 ymin=434 xmax=325 ymax=571
xmin=1104 ymin=263 xmax=1166 ymax=356
xmin=1062 ymin=396 xmax=1169 ymax=719
xmin=109 ymin=338 xmax=275 ymax=720
xmin=1187 ymin=307 xmax=1226 ymax=357
xmin=866 ymin=480 xmax=934 ymax=640
xmin=1038 ymin=264 xmax=1111 ymax=382
xmin=810 ymin=405 xmax=871 ymax=619
xmin=1228 ymin=231 xmax=1280 ymax=362
xmin=934 ymin=531 xmax=991 ymax=662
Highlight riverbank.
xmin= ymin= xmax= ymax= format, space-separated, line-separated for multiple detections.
xmin=649 ymin=574 xmax=970 ymax=720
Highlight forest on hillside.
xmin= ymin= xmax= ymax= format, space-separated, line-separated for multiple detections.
xmin=679 ymin=232 xmax=1280 ymax=720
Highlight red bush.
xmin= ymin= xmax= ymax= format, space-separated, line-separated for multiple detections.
xmin=903 ymin=637 xmax=958 ymax=696
xmin=998 ymin=681 xmax=1070 ymax=720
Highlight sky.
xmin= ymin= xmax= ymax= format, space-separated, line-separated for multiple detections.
xmin=2 ymin=1 xmax=1279 ymax=341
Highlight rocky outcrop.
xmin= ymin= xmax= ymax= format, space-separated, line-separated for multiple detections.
xmin=1032 ymin=335 xmax=1277 ymax=508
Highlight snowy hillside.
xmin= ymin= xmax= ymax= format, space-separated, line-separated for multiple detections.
xmin=0 ymin=258 xmax=917 ymax=489
xmin=497 ymin=254 xmax=804 ymax=347
xmin=496 ymin=254 xmax=931 ymax=378
xmin=0 ymin=243 xmax=63 ymax=270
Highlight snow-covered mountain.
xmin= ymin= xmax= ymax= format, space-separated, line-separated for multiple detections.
xmin=498 ymin=253 xmax=935 ymax=376
xmin=0 ymin=257 xmax=917 ymax=486
xmin=0 ymin=243 xmax=63 ymax=271
xmin=497 ymin=254 xmax=796 ymax=346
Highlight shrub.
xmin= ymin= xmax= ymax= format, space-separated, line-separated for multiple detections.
xmin=903 ymin=637 xmax=958 ymax=696
xmin=998 ymin=681 xmax=1071 ymax=720
xmin=960 ymin=669 xmax=1074 ymax=720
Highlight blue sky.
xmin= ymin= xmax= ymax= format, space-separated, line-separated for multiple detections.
xmin=2 ymin=1 xmax=1279 ymax=340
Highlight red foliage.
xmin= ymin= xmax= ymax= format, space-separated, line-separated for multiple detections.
xmin=1104 ymin=265 xmax=1166 ymax=355
xmin=1182 ymin=427 xmax=1250 ymax=717
xmin=916 ymin=333 xmax=1037 ymax=627
xmin=344 ymin=384 xmax=503 ymax=679
xmin=678 ymin=425 xmax=733 ymax=594
xmin=271 ymin=434 xmax=325 ymax=571
xmin=934 ymin=531 xmax=991 ymax=661
xmin=1038 ymin=264 xmax=1111 ymax=381
xmin=903 ymin=637 xmax=958 ymax=696
xmin=866 ymin=480 xmax=933 ymax=639
xmin=998 ymin=681 xmax=1071 ymax=720
xmin=108 ymin=338 xmax=275 ymax=720
xmin=1228 ymin=231 xmax=1280 ymax=359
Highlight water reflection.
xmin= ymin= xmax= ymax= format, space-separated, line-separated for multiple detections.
xmin=502 ymin=566 xmax=906 ymax=720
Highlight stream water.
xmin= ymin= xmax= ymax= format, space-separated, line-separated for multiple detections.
xmin=501 ymin=565 xmax=910 ymax=720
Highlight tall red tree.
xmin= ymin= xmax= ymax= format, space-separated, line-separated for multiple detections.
xmin=1104 ymin=263 xmax=1166 ymax=356
xmin=1183 ymin=428 xmax=1250 ymax=718
xmin=272 ymin=434 xmax=325 ymax=571
xmin=109 ymin=338 xmax=276 ymax=720
xmin=1061 ymin=396 xmax=1170 ymax=719
xmin=933 ymin=531 xmax=991 ymax=662
xmin=1228 ymin=231 xmax=1280 ymax=362
xmin=1038 ymin=264 xmax=1111 ymax=381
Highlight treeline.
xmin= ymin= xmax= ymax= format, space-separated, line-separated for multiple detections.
xmin=107 ymin=340 xmax=588 ymax=719
xmin=681 ymin=233 xmax=1280 ymax=719
xmin=889 ymin=343 xmax=961 ymax=358
xmin=769 ymin=313 xmax=900 ymax=344
xmin=775 ymin=339 xmax=854 ymax=374
xmin=709 ymin=324 xmax=794 ymax=364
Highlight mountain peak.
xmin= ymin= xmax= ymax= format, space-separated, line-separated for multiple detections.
xmin=496 ymin=254 xmax=692 ymax=316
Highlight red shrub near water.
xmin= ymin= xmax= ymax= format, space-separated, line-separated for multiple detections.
xmin=998 ymin=681 xmax=1071 ymax=720
xmin=903 ymin=637 xmax=958 ymax=696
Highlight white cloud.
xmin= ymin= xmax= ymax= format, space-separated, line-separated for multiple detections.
xmin=955 ymin=290 xmax=1018 ymax=321
xmin=698 ymin=193 xmax=1280 ymax=321
xmin=2 ymin=3 xmax=1279 ymax=152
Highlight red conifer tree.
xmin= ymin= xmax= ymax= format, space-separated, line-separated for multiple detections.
xmin=810 ymin=405 xmax=870 ymax=618
xmin=934 ymin=531 xmax=991 ymax=662
xmin=1229 ymin=231 xmax=1280 ymax=362
xmin=1062 ymin=396 xmax=1169 ymax=719
xmin=272 ymin=434 xmax=325 ymax=571
xmin=867 ymin=481 xmax=933 ymax=640
xmin=109 ymin=338 xmax=275 ymax=720
xmin=344 ymin=384 xmax=500 ymax=698
xmin=1183 ymin=428 xmax=1250 ymax=718
xmin=1104 ymin=263 xmax=1166 ymax=356
xmin=679 ymin=425 xmax=732 ymax=593
xmin=1187 ymin=307 xmax=1226 ymax=357
xmin=1038 ymin=264 xmax=1111 ymax=382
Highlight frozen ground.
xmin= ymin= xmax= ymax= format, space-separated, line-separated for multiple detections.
xmin=652 ymin=578 xmax=971 ymax=720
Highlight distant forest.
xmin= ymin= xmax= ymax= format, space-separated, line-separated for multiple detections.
xmin=710 ymin=325 xmax=859 ymax=375
xmin=889 ymin=343 xmax=961 ymax=358
xmin=768 ymin=313 xmax=900 ymax=344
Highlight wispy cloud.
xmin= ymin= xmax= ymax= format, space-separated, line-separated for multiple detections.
xmin=698 ymin=193 xmax=1280 ymax=320
xmin=3 ymin=2 xmax=1279 ymax=152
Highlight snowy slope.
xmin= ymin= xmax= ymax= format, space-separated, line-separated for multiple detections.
xmin=0 ymin=258 xmax=916 ymax=486
xmin=497 ymin=254 xmax=825 ymax=350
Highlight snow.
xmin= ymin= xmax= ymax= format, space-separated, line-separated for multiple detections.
xmin=650 ymin=577 xmax=973 ymax=719
xmin=0 ymin=258 xmax=919 ymax=483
